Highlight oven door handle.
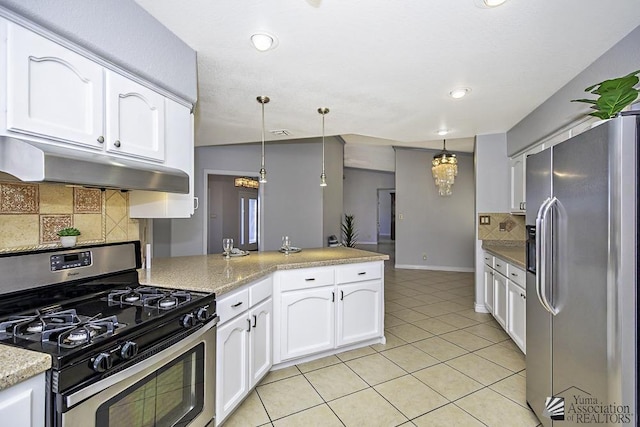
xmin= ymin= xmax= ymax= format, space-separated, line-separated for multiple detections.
xmin=64 ymin=317 xmax=217 ymax=409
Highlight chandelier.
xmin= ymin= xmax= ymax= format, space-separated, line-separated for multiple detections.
xmin=432 ymin=140 xmax=458 ymax=196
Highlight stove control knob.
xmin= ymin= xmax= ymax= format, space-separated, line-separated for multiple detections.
xmin=92 ymin=353 xmax=113 ymax=373
xmin=181 ymin=313 xmax=196 ymax=328
xmin=196 ymin=307 xmax=209 ymax=322
xmin=120 ymin=341 xmax=139 ymax=360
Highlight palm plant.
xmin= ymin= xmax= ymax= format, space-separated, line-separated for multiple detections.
xmin=341 ymin=214 xmax=358 ymax=248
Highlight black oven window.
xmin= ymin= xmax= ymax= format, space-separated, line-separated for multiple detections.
xmin=96 ymin=343 xmax=205 ymax=427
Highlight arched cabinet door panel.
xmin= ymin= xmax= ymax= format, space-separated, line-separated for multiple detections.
xmin=106 ymin=70 xmax=165 ymax=162
xmin=6 ymin=22 xmax=104 ymax=148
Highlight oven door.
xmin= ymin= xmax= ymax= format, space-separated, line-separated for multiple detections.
xmin=60 ymin=319 xmax=217 ymax=427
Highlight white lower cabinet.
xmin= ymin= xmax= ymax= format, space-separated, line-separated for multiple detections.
xmin=493 ymin=271 xmax=508 ymax=328
xmin=274 ymin=262 xmax=384 ymax=364
xmin=483 ymin=264 xmax=494 ymax=313
xmin=0 ymin=373 xmax=45 ymax=427
xmin=280 ymin=286 xmax=335 ymax=361
xmin=484 ymin=251 xmax=527 ymax=354
xmin=507 ymin=281 xmax=526 ymax=353
xmin=215 ymin=278 xmax=272 ymax=426
xmin=336 ymin=281 xmax=382 ymax=347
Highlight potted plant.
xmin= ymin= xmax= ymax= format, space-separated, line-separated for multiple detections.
xmin=58 ymin=227 xmax=81 ymax=247
xmin=571 ymin=69 xmax=640 ymax=120
xmin=341 ymin=214 xmax=358 ymax=248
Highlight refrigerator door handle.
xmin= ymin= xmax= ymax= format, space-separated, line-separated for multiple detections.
xmin=535 ymin=198 xmax=552 ymax=312
xmin=540 ymin=196 xmax=559 ymax=315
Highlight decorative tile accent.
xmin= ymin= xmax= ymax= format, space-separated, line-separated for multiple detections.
xmin=0 ymin=183 xmax=39 ymax=214
xmin=478 ymin=213 xmax=525 ymax=241
xmin=40 ymin=215 xmax=72 ymax=244
xmin=74 ymin=188 xmax=102 ymax=213
xmin=106 ymin=191 xmax=129 ymax=242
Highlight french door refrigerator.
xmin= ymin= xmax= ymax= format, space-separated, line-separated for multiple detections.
xmin=525 ymin=113 xmax=638 ymax=427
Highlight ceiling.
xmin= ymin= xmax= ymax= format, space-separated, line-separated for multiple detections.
xmin=134 ymin=0 xmax=640 ymax=153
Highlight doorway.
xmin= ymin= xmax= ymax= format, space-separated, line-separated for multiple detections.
xmin=206 ymin=175 xmax=259 ymax=254
xmin=376 ymin=188 xmax=395 ymax=243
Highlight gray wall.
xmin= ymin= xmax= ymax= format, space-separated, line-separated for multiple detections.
xmin=0 ymin=0 xmax=197 ymax=102
xmin=395 ymin=148 xmax=475 ymax=271
xmin=168 ymin=137 xmax=343 ymax=256
xmin=343 ymin=168 xmax=395 ymax=244
xmin=507 ymin=25 xmax=640 ymax=156
xmin=378 ymin=189 xmax=393 ymax=237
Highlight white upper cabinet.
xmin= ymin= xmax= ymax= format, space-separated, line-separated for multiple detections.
xmin=509 ymin=155 xmax=525 ymax=212
xmin=105 ymin=71 xmax=165 ymax=161
xmin=6 ymin=22 xmax=104 ymax=148
xmin=4 ymin=21 xmax=168 ymax=164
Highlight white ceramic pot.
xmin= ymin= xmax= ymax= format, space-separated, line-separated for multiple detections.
xmin=60 ymin=236 xmax=77 ymax=247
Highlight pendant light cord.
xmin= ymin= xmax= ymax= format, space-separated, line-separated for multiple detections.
xmin=322 ymin=112 xmax=325 ymax=173
xmin=261 ymin=101 xmax=266 ymax=168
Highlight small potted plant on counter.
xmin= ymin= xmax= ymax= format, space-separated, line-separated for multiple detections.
xmin=341 ymin=214 xmax=358 ymax=248
xmin=571 ymin=69 xmax=640 ymax=121
xmin=58 ymin=227 xmax=81 ymax=247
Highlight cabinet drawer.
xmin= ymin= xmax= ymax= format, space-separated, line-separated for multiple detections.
xmin=278 ymin=267 xmax=334 ymax=291
xmin=508 ymin=265 xmax=525 ymax=288
xmin=218 ymin=288 xmax=249 ymax=324
xmin=249 ymin=276 xmax=272 ymax=306
xmin=335 ymin=262 xmax=382 ymax=284
xmin=494 ymin=258 xmax=508 ymax=276
xmin=483 ymin=253 xmax=494 ymax=268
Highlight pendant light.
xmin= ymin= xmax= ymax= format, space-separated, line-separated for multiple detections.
xmin=318 ymin=107 xmax=330 ymax=187
xmin=257 ymin=96 xmax=270 ymax=183
xmin=432 ymin=139 xmax=458 ymax=196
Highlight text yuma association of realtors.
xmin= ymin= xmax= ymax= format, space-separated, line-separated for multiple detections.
xmin=567 ymin=395 xmax=632 ymax=424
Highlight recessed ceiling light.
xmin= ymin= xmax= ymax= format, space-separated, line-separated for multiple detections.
xmin=250 ymin=33 xmax=278 ymax=51
xmin=484 ymin=0 xmax=507 ymax=6
xmin=437 ymin=129 xmax=449 ymax=136
xmin=449 ymin=88 xmax=471 ymax=99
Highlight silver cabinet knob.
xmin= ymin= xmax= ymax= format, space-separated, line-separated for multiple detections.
xmin=97 ymin=136 xmax=104 ymax=143
xmin=114 ymin=140 xmax=121 ymax=148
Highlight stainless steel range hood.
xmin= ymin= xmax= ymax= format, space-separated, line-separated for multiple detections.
xmin=0 ymin=136 xmax=189 ymax=193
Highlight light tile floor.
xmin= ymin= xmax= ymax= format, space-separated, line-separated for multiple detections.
xmin=222 ymin=243 xmax=542 ymax=426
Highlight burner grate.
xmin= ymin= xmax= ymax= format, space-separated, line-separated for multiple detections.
xmin=107 ymin=287 xmax=192 ymax=310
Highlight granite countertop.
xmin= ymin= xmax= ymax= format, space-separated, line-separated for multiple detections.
xmin=0 ymin=346 xmax=51 ymax=391
xmin=482 ymin=243 xmax=526 ymax=269
xmin=0 ymin=247 xmax=387 ymax=392
xmin=139 ymin=246 xmax=389 ymax=296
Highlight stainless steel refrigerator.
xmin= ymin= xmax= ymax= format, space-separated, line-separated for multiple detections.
xmin=525 ymin=113 xmax=637 ymax=427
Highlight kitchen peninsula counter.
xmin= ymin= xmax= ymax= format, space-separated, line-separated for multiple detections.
xmin=139 ymin=247 xmax=389 ymax=296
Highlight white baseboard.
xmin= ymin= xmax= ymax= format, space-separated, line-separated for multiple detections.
xmin=356 ymin=241 xmax=378 ymax=245
xmin=394 ymin=264 xmax=474 ymax=273
xmin=474 ymin=303 xmax=490 ymax=313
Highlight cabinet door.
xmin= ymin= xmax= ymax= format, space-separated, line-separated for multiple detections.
xmin=509 ymin=155 xmax=525 ymax=211
xmin=493 ymin=272 xmax=507 ymax=328
xmin=249 ymin=298 xmax=272 ymax=388
xmin=6 ymin=23 xmax=104 ymax=148
xmin=105 ymin=71 xmax=165 ymax=161
xmin=280 ymin=286 xmax=335 ymax=360
xmin=216 ymin=314 xmax=250 ymax=424
xmin=0 ymin=373 xmax=45 ymax=427
xmin=129 ymin=100 xmax=195 ymax=218
xmin=507 ymin=281 xmax=526 ymax=353
xmin=483 ymin=264 xmax=494 ymax=313
xmin=336 ymin=281 xmax=382 ymax=347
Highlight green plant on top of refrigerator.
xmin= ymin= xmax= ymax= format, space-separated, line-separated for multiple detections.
xmin=571 ymin=70 xmax=640 ymax=120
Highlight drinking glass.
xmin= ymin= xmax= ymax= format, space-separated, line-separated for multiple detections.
xmin=222 ymin=238 xmax=234 ymax=259
xmin=282 ymin=236 xmax=291 ymax=255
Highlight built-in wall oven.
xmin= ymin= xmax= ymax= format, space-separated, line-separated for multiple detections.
xmin=0 ymin=242 xmax=217 ymax=427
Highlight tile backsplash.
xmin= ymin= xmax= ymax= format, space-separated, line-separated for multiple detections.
xmin=0 ymin=182 xmax=140 ymax=252
xmin=477 ymin=212 xmax=525 ymax=241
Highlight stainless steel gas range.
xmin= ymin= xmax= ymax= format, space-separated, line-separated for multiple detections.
xmin=0 ymin=241 xmax=218 ymax=427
